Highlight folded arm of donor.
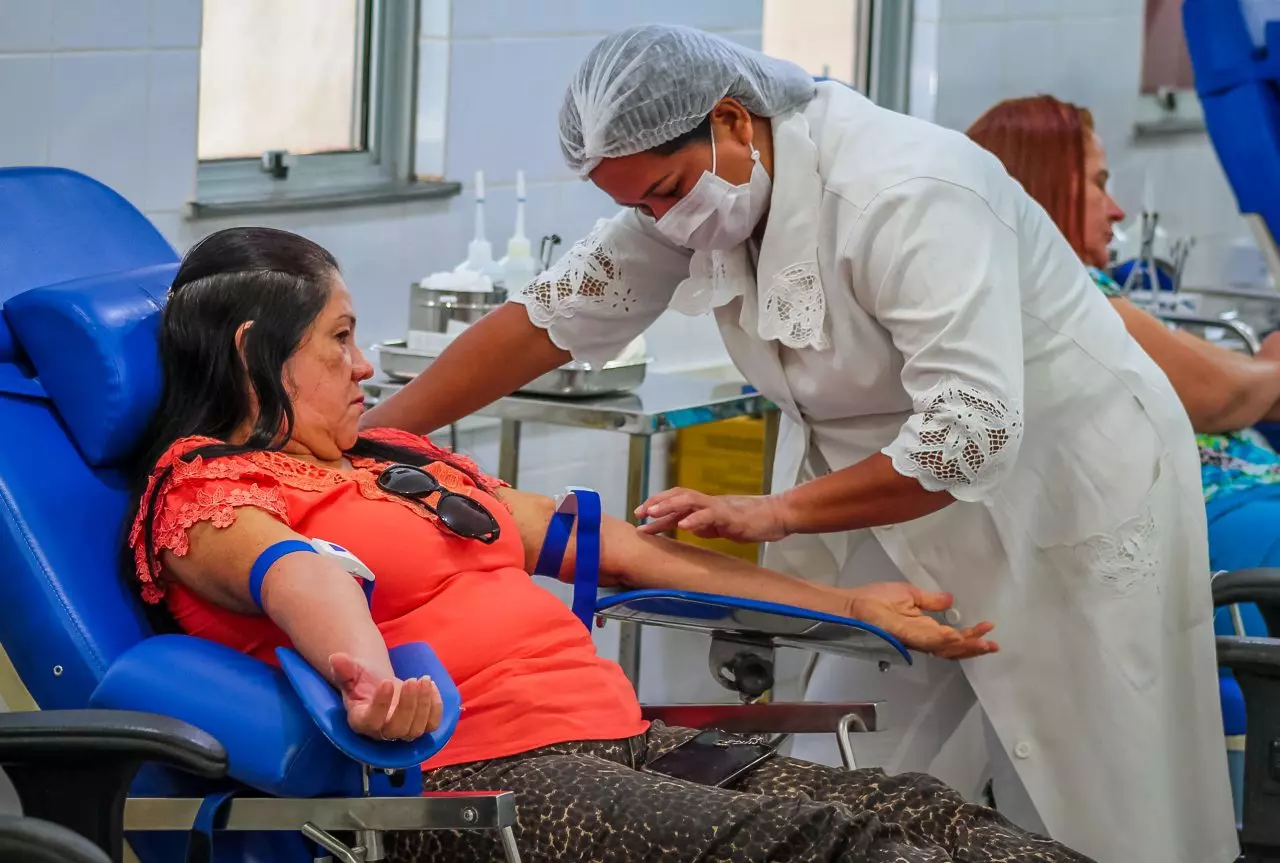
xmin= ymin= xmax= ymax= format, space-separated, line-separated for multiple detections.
xmin=123 ymin=226 xmax=1099 ymax=862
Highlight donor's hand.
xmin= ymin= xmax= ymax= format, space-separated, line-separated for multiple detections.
xmin=842 ymin=583 xmax=999 ymax=660
xmin=330 ymin=652 xmax=444 ymax=741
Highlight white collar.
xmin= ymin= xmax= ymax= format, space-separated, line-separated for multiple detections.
xmin=671 ymin=110 xmax=829 ymax=351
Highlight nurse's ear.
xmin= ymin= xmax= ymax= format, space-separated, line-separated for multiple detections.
xmin=708 ymin=98 xmax=773 ymax=182
xmin=709 ymin=97 xmax=755 ymax=149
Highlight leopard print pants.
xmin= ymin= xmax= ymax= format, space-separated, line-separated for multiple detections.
xmin=386 ymin=723 xmax=1095 ymax=863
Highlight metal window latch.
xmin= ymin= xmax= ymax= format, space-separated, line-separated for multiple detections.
xmin=261 ymin=149 xmax=293 ymax=180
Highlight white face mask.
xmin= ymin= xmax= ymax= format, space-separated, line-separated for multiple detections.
xmin=655 ymin=128 xmax=772 ymax=252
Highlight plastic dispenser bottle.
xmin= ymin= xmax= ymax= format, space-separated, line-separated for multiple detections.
xmin=500 ymin=171 xmax=538 ymax=297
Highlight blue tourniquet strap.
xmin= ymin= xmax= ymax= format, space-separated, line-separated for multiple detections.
xmin=532 ymin=489 xmax=603 ymax=631
xmin=184 ymin=789 xmax=236 ymax=863
xmin=248 ymin=540 xmax=317 ymax=610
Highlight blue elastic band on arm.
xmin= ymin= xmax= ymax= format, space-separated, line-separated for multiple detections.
xmin=249 ymin=540 xmax=318 ymax=610
xmin=570 ymin=489 xmax=602 ymax=630
xmin=532 ymin=489 xmax=603 ymax=631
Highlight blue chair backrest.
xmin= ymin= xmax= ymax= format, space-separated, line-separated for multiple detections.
xmin=0 ymin=169 xmax=303 ymax=862
xmin=0 ymin=167 xmax=177 ymax=709
xmin=1185 ymin=0 xmax=1280 ymax=247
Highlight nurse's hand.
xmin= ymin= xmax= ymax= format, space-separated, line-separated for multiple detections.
xmin=635 ymin=489 xmax=788 ymax=542
xmin=841 ymin=583 xmax=1000 ymax=660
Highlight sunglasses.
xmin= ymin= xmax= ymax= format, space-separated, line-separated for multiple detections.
xmin=376 ymin=463 xmax=501 ymax=544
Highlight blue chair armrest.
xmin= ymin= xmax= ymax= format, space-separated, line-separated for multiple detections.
xmin=276 ymin=641 xmax=460 ymax=772
xmin=595 ymin=589 xmax=912 ymax=664
xmin=90 ymin=636 xmax=351 ymax=797
xmin=89 ymin=636 xmax=457 ymax=797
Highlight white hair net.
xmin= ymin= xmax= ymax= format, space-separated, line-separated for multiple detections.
xmin=559 ymin=24 xmax=816 ymax=177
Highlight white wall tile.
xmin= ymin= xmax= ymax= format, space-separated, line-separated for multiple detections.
xmin=1000 ymin=19 xmax=1063 ymax=100
xmin=559 ymin=0 xmax=665 ymax=35
xmin=0 ymin=0 xmax=55 ymax=52
xmin=933 ymin=19 xmax=1003 ymax=128
xmin=420 ymin=0 xmax=450 ymax=38
xmin=445 ymin=35 xmax=599 ymax=185
xmin=938 ymin=0 xmax=1006 ymax=21
xmin=449 ymin=0 xmax=548 ymax=39
xmin=1066 ymin=0 xmax=1140 ymax=17
xmin=915 ymin=0 xmax=941 ymax=23
xmin=141 ymin=209 xmax=183 ymax=251
xmin=48 ymin=52 xmax=149 ymax=204
xmin=0 ymin=56 xmax=52 ymax=165
xmin=53 ymin=0 xmax=150 ymax=51
xmin=908 ymin=17 xmax=939 ymax=121
xmin=149 ymin=0 xmax=202 ymax=49
xmin=1009 ymin=0 xmax=1062 ymax=18
xmin=646 ymin=0 xmax=763 ymax=31
xmin=932 ymin=82 xmax=1001 ymax=131
xmin=144 ymin=50 xmax=198 ymax=211
xmin=451 ymin=0 xmax=689 ymax=40
xmin=415 ymin=37 xmax=450 ymax=178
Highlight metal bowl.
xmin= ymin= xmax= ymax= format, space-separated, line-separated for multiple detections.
xmin=373 ymin=340 xmax=649 ymax=397
xmin=408 ymin=283 xmax=506 ymax=333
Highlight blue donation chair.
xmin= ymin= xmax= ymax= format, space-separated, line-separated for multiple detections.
xmin=1187 ymin=2 xmax=1280 ymax=859
xmin=0 ymin=166 xmax=907 ymax=863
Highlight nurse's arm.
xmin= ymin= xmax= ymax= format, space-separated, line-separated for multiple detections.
xmin=497 ymin=487 xmax=997 ymax=658
xmin=773 ymin=452 xmax=954 ymax=534
xmin=785 ymin=176 xmax=1028 ymax=534
xmin=361 ymin=209 xmax=690 ymax=436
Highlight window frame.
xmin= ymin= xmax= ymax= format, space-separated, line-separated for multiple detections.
xmin=865 ymin=0 xmax=912 ymax=114
xmin=190 ymin=0 xmax=441 ymax=217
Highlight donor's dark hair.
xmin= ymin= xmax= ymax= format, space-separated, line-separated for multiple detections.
xmin=123 ymin=227 xmax=431 ymax=631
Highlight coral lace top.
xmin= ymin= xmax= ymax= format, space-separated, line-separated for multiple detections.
xmin=129 ymin=427 xmax=646 ymax=769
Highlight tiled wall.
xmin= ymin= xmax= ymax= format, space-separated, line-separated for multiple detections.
xmin=0 ymin=0 xmax=202 ymax=237
xmin=911 ymin=0 xmax=1249 ymax=288
xmin=0 ymin=0 xmax=761 ymax=508
xmin=0 ymin=0 xmax=764 ymax=706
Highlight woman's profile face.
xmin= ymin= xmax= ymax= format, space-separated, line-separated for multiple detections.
xmin=1080 ymin=133 xmax=1126 ymax=268
xmin=280 ymin=278 xmax=374 ymax=459
xmin=588 ymin=101 xmax=761 ymax=222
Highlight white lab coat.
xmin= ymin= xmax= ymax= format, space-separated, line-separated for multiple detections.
xmin=511 ymin=82 xmax=1237 ymax=863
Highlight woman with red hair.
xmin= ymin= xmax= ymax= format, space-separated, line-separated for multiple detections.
xmin=970 ymin=95 xmax=1280 ymax=648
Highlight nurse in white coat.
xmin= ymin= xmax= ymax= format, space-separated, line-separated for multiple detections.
xmin=364 ymin=25 xmax=1237 ymax=863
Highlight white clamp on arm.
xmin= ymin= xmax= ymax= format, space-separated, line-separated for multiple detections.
xmin=310 ymin=538 xmax=376 ymax=606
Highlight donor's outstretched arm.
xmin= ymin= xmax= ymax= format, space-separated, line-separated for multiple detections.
xmin=497 ymin=487 xmax=998 ymax=660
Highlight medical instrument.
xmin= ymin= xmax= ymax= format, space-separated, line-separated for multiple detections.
xmin=373 ymin=339 xmax=649 ymax=398
xmin=456 ymin=170 xmax=505 ymax=284
xmin=407 ymin=270 xmax=504 ymax=353
xmin=538 ymin=234 xmax=562 ymax=273
xmin=500 ymin=171 xmax=539 ymax=293
xmin=310 ymin=538 xmax=378 ymax=585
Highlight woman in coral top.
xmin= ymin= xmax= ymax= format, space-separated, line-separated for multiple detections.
xmin=125 ymin=226 xmax=1093 ymax=863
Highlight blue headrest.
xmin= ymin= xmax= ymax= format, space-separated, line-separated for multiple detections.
xmin=4 ymin=265 xmax=172 ymax=467
xmin=0 ymin=167 xmax=177 ymax=364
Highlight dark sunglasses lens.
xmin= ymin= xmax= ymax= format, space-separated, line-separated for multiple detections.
xmin=436 ymin=494 xmax=499 ymax=539
xmin=381 ymin=466 xmax=439 ymax=496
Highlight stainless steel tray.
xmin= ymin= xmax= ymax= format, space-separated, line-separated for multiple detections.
xmin=374 ymin=341 xmax=649 ymax=398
